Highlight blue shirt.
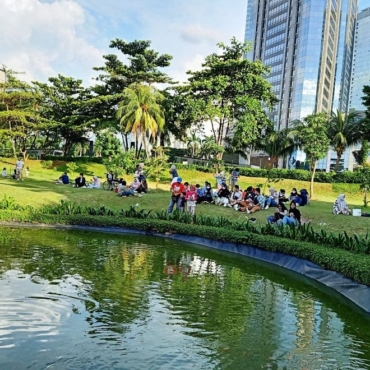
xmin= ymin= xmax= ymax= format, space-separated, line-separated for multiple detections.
xmin=61 ymin=174 xmax=69 ymax=184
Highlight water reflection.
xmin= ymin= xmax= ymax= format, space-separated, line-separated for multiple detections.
xmin=0 ymin=228 xmax=369 ymax=369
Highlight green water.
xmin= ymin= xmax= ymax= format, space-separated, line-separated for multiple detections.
xmin=0 ymin=228 xmax=370 ymax=370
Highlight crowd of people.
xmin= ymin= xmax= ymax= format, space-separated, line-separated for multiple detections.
xmin=2 ymin=158 xmax=29 ymax=180
xmin=168 ymin=165 xmax=310 ymax=225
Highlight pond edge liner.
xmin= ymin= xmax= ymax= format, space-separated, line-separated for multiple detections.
xmin=1 ymin=221 xmax=370 ymax=314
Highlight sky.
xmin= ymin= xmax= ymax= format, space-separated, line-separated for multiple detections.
xmin=0 ymin=0 xmax=368 ymax=86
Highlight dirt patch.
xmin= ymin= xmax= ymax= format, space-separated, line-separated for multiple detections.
xmin=52 ymin=160 xmax=68 ymax=168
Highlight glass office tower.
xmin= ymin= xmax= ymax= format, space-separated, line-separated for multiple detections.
xmin=245 ymin=0 xmax=358 ymax=169
xmin=349 ymin=7 xmax=370 ymax=112
xmin=245 ymin=0 xmax=357 ymax=127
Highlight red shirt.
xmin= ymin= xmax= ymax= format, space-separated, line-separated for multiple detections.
xmin=171 ymin=182 xmax=185 ymax=196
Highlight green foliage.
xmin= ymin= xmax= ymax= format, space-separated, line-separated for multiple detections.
xmin=170 ymin=38 xmax=277 ymax=168
xmin=292 ymin=113 xmax=330 ymax=198
xmin=328 ymin=110 xmax=362 ymax=171
xmin=353 ymin=139 xmax=369 ymax=166
xmin=103 ymin=150 xmax=136 ymax=177
xmin=40 ymin=160 xmax=53 ymax=169
xmin=66 ymin=162 xmax=77 ymax=175
xmin=117 ymin=84 xmax=165 ymax=158
xmin=144 ymin=147 xmax=169 ymax=182
xmin=2 ymin=208 xmax=370 ymax=286
xmin=358 ymin=167 xmax=370 ymax=207
xmin=0 ymin=64 xmax=49 ymax=159
xmin=95 ymin=130 xmax=122 ymax=157
xmin=34 ymin=75 xmax=97 ymax=155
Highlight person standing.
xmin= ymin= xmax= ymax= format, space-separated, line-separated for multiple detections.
xmin=185 ymin=185 xmax=198 ymax=216
xmin=230 ymin=168 xmax=240 ymax=189
xmin=169 ymin=165 xmax=179 ymax=181
xmin=16 ymin=157 xmax=24 ymax=180
xmin=168 ymin=177 xmax=185 ymax=214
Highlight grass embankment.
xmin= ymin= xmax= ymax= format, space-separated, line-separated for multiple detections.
xmin=0 ymin=158 xmax=368 ymax=235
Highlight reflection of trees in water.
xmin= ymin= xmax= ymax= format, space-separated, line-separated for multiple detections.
xmin=1 ymin=228 xmax=370 ymax=367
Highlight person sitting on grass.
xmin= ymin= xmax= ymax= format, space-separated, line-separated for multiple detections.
xmin=138 ymin=170 xmax=148 ymax=193
xmin=168 ymin=177 xmax=185 ymax=214
xmin=277 ymin=201 xmax=301 ymax=226
xmin=333 ymin=194 xmax=351 ymax=215
xmin=199 ymin=182 xmax=213 ymax=204
xmin=230 ymin=185 xmax=243 ymax=209
xmin=195 ymin=184 xmax=203 ymax=199
xmin=246 ymin=187 xmax=265 ymax=214
xmin=267 ymin=202 xmax=288 ymax=224
xmin=89 ymin=176 xmax=101 ymax=188
xmin=74 ymin=173 xmax=86 ymax=188
xmin=264 ymin=187 xmax=279 ymax=209
xmin=118 ymin=180 xmax=139 ymax=197
xmin=185 ymin=185 xmax=198 ymax=216
xmin=54 ymin=172 xmax=69 ymax=185
xmin=2 ymin=167 xmax=7 ymax=178
xmin=129 ymin=174 xmax=142 ymax=192
xmin=215 ymin=182 xmax=231 ymax=206
xmin=278 ymin=189 xmax=289 ymax=203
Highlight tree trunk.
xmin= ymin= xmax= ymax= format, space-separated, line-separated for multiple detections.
xmin=334 ymin=151 xmax=342 ymax=172
xmin=310 ymin=161 xmax=317 ymax=199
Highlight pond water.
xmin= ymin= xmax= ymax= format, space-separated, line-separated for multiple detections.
xmin=0 ymin=228 xmax=370 ymax=370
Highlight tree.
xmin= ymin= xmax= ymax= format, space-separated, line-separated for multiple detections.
xmin=170 ymin=38 xmax=277 ymax=172
xmin=116 ymin=84 xmax=165 ymax=158
xmin=258 ymin=128 xmax=295 ymax=168
xmin=0 ymin=65 xmax=50 ymax=159
xmin=91 ymin=39 xmax=173 ymax=140
xmin=292 ymin=113 xmax=330 ymax=199
xmin=353 ymin=139 xmax=369 ymax=166
xmin=34 ymin=75 xmax=97 ymax=155
xmin=327 ymin=110 xmax=361 ymax=171
xmin=199 ymin=136 xmax=225 ymax=165
xmin=95 ymin=130 xmax=122 ymax=157
xmin=186 ymin=132 xmax=201 ymax=158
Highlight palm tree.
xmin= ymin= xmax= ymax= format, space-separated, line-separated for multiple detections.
xmin=260 ymin=128 xmax=295 ymax=168
xmin=186 ymin=132 xmax=201 ymax=157
xmin=328 ymin=110 xmax=361 ymax=172
xmin=116 ymin=84 xmax=165 ymax=158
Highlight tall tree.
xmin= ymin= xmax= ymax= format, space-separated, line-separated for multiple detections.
xmin=186 ymin=132 xmax=201 ymax=158
xmin=170 ymin=38 xmax=277 ymax=172
xmin=292 ymin=113 xmax=330 ymax=199
xmin=258 ymin=128 xmax=295 ymax=168
xmin=91 ymin=39 xmax=172 ymax=138
xmin=116 ymin=84 xmax=165 ymax=158
xmin=353 ymin=139 xmax=370 ymax=166
xmin=34 ymin=75 xmax=97 ymax=155
xmin=327 ymin=110 xmax=361 ymax=171
xmin=95 ymin=130 xmax=122 ymax=157
xmin=0 ymin=64 xmax=49 ymax=159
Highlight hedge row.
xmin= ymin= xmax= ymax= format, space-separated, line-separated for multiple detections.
xmin=1 ymin=211 xmax=370 ymax=286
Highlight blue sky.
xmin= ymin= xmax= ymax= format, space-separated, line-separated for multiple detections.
xmin=0 ymin=0 xmax=368 ymax=85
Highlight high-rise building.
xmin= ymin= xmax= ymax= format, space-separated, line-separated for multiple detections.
xmin=349 ymin=7 xmax=370 ymax=112
xmin=245 ymin=0 xmax=358 ymax=170
xmin=245 ymin=0 xmax=358 ymax=128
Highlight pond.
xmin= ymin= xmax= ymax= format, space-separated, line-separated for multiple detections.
xmin=0 ymin=227 xmax=370 ymax=370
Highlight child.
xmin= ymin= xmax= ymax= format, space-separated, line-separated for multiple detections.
xmin=185 ymin=185 xmax=198 ymax=215
xmin=2 ymin=168 xmax=6 ymax=178
xmin=25 ymin=166 xmax=30 ymax=178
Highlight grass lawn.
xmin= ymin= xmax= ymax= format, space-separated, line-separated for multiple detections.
xmin=1 ymin=158 xmax=369 ymax=235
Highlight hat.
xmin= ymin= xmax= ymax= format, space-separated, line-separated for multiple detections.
xmin=177 ymin=177 xmax=182 ymax=183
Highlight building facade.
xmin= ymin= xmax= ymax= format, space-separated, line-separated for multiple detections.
xmin=349 ymin=7 xmax=370 ymax=111
xmin=245 ymin=0 xmax=358 ymax=170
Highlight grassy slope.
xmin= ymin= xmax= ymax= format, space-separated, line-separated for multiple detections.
xmin=0 ymin=158 xmax=369 ymax=235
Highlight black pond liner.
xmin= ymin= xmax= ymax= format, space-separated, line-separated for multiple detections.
xmin=2 ymin=222 xmax=370 ymax=314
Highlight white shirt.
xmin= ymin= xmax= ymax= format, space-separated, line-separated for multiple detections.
xmin=16 ymin=160 xmax=24 ymax=169
xmin=2 ymin=170 xmax=6 ymax=177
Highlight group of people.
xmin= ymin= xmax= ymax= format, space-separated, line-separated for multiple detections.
xmin=116 ymin=163 xmax=148 ymax=197
xmin=2 ymin=158 xmax=29 ymax=180
xmin=167 ymin=165 xmax=307 ymax=225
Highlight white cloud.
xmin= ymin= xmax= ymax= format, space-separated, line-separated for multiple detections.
xmin=0 ymin=0 xmax=104 ymax=83
xmin=180 ymin=25 xmax=224 ymax=45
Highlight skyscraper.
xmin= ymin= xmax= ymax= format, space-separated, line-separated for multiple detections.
xmin=245 ymin=0 xmax=357 ymax=129
xmin=349 ymin=7 xmax=370 ymax=112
